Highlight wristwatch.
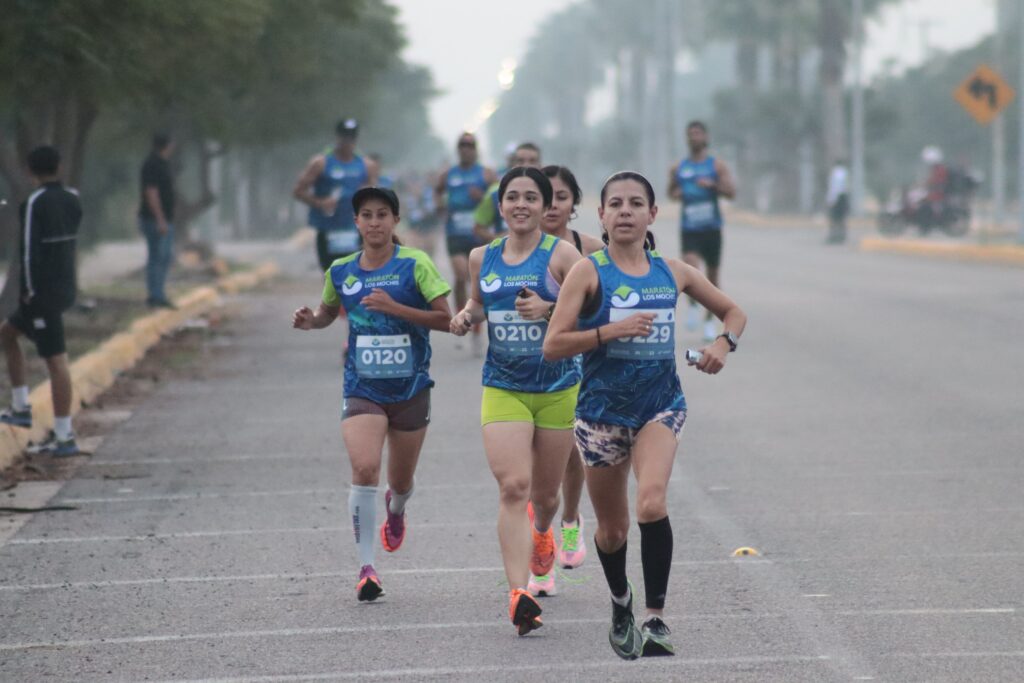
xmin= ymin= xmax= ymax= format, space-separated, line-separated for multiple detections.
xmin=717 ymin=331 xmax=738 ymax=352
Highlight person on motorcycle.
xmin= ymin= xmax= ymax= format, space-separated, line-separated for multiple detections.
xmin=920 ymin=146 xmax=948 ymax=227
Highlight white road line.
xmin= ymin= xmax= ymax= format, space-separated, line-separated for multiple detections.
xmin=884 ymin=651 xmax=1024 ymax=659
xmin=87 ymin=450 xmax=480 ymax=467
xmin=0 ymin=560 xmax=750 ymax=592
xmin=60 ymin=483 xmax=496 ymax=504
xmin=147 ymin=656 xmax=833 ymax=683
xmin=4 ymin=521 xmax=496 ymax=546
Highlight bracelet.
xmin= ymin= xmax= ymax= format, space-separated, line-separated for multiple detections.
xmin=595 ymin=326 xmax=603 ymax=345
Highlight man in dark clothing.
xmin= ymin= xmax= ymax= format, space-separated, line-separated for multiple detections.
xmin=0 ymin=146 xmax=82 ymax=456
xmin=139 ymin=132 xmax=176 ymax=308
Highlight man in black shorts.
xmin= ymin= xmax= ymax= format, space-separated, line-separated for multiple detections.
xmin=0 ymin=146 xmax=82 ymax=456
xmin=668 ymin=121 xmax=736 ymax=341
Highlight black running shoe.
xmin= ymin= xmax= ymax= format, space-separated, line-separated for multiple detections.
xmin=608 ymin=586 xmax=642 ymax=660
xmin=641 ymin=616 xmax=675 ymax=657
xmin=509 ymin=589 xmax=543 ymax=636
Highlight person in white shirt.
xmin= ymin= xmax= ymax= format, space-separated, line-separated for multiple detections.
xmin=826 ymin=160 xmax=849 ymax=244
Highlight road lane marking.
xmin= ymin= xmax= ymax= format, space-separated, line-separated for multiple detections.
xmin=145 ymin=656 xmax=833 ymax=682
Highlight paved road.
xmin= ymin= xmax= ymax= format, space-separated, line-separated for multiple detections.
xmin=0 ymin=219 xmax=1021 ymax=682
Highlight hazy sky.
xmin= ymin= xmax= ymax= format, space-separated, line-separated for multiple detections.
xmin=391 ymin=0 xmax=996 ymax=158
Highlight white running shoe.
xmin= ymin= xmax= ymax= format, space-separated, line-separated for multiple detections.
xmin=686 ymin=304 xmax=701 ymax=331
xmin=557 ymin=517 xmax=587 ymax=569
xmin=703 ymin=320 xmax=718 ymax=342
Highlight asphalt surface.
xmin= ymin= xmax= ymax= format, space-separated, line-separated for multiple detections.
xmin=0 ymin=217 xmax=1021 ymax=682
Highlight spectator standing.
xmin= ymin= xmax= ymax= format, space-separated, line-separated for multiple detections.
xmin=826 ymin=159 xmax=849 ymax=244
xmin=139 ymin=133 xmax=177 ymax=308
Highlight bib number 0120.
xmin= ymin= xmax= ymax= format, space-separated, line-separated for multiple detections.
xmin=354 ymin=334 xmax=414 ymax=378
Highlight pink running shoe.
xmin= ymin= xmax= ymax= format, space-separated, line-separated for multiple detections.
xmin=557 ymin=517 xmax=587 ymax=569
xmin=380 ymin=489 xmax=406 ymax=553
xmin=527 ymin=572 xmax=557 ymax=597
xmin=356 ymin=565 xmax=384 ymax=602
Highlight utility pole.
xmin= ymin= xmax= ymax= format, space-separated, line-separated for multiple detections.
xmin=850 ymin=0 xmax=865 ymax=216
xmin=992 ymin=0 xmax=1008 ymax=236
xmin=1018 ymin=0 xmax=1024 ymax=243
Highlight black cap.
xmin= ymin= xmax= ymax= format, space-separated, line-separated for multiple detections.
xmin=336 ymin=118 xmax=359 ymax=137
xmin=352 ymin=186 xmax=400 ymax=215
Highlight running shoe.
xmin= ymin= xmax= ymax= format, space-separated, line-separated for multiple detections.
xmin=356 ymin=565 xmax=384 ymax=602
xmin=530 ymin=525 xmax=555 ymax=577
xmin=0 ymin=406 xmax=32 ymax=428
xmin=557 ymin=517 xmax=587 ymax=569
xmin=26 ymin=431 xmax=79 ymax=457
xmin=508 ymin=588 xmax=543 ymax=636
xmin=527 ymin=573 xmax=556 ymax=597
xmin=609 ymin=585 xmax=642 ymax=660
xmin=380 ymin=489 xmax=406 ymax=553
xmin=641 ymin=616 xmax=675 ymax=657
xmin=703 ymin=319 xmax=718 ymax=342
xmin=686 ymin=304 xmax=701 ymax=331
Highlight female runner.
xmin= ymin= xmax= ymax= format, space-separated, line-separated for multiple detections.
xmin=293 ymin=187 xmax=452 ymax=601
xmin=544 ymin=172 xmax=746 ymax=658
xmin=449 ymin=167 xmax=581 ymax=634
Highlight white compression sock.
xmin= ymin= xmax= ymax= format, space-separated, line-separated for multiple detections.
xmin=349 ymin=485 xmax=378 ymax=567
xmin=54 ymin=416 xmax=73 ymax=441
xmin=388 ymin=481 xmax=414 ymax=515
xmin=12 ymin=386 xmax=29 ymax=411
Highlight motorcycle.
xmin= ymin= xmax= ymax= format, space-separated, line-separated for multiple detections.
xmin=877 ymin=171 xmax=978 ymax=238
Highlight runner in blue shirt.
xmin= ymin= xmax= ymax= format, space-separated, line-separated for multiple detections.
xmin=435 ymin=133 xmax=497 ymax=355
xmin=544 ymin=171 xmax=746 ymax=660
xmin=449 ymin=166 xmax=582 ymax=636
xmin=292 ymin=187 xmax=452 ymax=603
xmin=667 ymin=121 xmax=736 ymax=341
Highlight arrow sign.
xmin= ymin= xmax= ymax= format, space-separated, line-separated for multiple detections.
xmin=968 ymin=77 xmax=998 ymax=109
xmin=955 ymin=64 xmax=1015 ymax=126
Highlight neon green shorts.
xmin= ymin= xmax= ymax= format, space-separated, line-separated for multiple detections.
xmin=480 ymin=384 xmax=580 ymax=430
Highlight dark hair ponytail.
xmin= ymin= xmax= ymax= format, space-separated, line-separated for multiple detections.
xmin=498 ymin=166 xmax=553 ymax=208
xmin=600 ymin=229 xmax=656 ymax=250
xmin=391 ymin=234 xmax=402 ymax=245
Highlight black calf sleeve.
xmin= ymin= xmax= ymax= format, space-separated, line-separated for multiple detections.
xmin=639 ymin=516 xmax=673 ymax=610
xmin=594 ymin=536 xmax=629 ymax=599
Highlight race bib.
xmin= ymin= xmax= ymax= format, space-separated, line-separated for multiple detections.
xmin=326 ymin=229 xmax=360 ymax=254
xmin=450 ymin=210 xmax=476 ymax=235
xmin=487 ymin=310 xmax=546 ymax=356
xmin=354 ymin=334 xmax=414 ymax=379
xmin=683 ymin=202 xmax=715 ymax=227
xmin=607 ymin=308 xmax=675 ymax=360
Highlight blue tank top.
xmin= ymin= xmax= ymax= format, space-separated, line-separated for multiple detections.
xmin=676 ymin=156 xmax=722 ymax=232
xmin=446 ymin=164 xmax=488 ymax=236
xmin=576 ymin=249 xmax=686 ymax=428
xmin=326 ymin=245 xmax=451 ymax=405
xmin=480 ymin=235 xmax=580 ymax=393
xmin=309 ymin=153 xmax=368 ymax=232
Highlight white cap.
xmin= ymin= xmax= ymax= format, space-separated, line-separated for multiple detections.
xmin=921 ymin=146 xmax=943 ymax=164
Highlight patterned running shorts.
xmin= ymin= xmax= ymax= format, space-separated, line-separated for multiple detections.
xmin=574 ymin=409 xmax=687 ymax=468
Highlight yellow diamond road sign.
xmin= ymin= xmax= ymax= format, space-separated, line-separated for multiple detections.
xmin=954 ymin=64 xmax=1015 ymax=126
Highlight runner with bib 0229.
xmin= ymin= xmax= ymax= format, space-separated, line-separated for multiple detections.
xmin=292 ymin=187 xmax=452 ymax=603
xmin=449 ymin=166 xmax=582 ymax=635
xmin=544 ymin=171 xmax=746 ymax=660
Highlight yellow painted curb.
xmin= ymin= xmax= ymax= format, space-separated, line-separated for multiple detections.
xmin=0 ymin=260 xmax=280 ymax=470
xmin=860 ymin=237 xmax=1024 ymax=267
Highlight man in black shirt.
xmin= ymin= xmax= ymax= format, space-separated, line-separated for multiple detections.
xmin=0 ymin=146 xmax=82 ymax=456
xmin=139 ymin=132 xmax=176 ymax=308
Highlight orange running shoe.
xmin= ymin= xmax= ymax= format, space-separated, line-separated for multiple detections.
xmin=530 ymin=525 xmax=555 ymax=577
xmin=508 ymin=588 xmax=543 ymax=636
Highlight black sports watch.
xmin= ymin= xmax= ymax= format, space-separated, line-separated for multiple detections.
xmin=716 ymin=331 xmax=738 ymax=352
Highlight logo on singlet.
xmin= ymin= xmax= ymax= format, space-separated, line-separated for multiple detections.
xmin=342 ymin=275 xmax=363 ymax=296
xmin=610 ymin=285 xmax=641 ymax=308
xmin=480 ymin=272 xmax=503 ymax=293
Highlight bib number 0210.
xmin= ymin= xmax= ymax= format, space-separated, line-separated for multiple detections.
xmin=487 ymin=310 xmax=545 ymax=356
